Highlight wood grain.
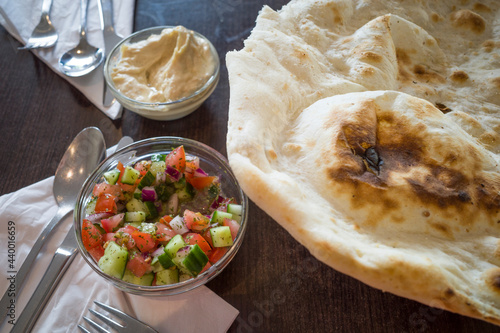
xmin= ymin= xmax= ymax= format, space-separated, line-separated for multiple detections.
xmin=1 ymin=1 xmax=498 ymax=332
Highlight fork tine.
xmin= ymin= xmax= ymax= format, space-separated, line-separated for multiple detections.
xmin=77 ymin=324 xmax=92 ymax=333
xmin=82 ymin=316 xmax=111 ymax=333
xmin=94 ymin=301 xmax=138 ymax=325
xmin=89 ymin=308 xmax=125 ymax=330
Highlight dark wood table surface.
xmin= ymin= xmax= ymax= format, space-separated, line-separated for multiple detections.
xmin=1 ymin=1 xmax=499 ymax=332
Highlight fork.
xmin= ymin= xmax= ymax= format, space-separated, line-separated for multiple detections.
xmin=78 ymin=301 xmax=158 ymax=333
xmin=19 ymin=0 xmax=58 ymax=50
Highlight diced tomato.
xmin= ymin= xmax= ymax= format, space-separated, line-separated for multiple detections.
xmin=103 ymin=233 xmax=117 ymax=243
xmin=188 ymin=176 xmax=216 ymax=190
xmin=223 ymin=218 xmax=240 ymax=241
xmin=94 ymin=193 xmax=118 ymax=214
xmin=159 ymin=215 xmax=173 ymax=225
xmin=184 ymin=233 xmax=212 ymax=255
xmin=92 ymin=183 xmax=123 ymax=199
xmin=202 ymin=228 xmax=214 ymax=248
xmin=200 ymin=261 xmax=212 ymax=274
xmin=119 ymin=183 xmax=137 ymax=194
xmin=155 ymin=222 xmax=176 ymax=242
xmin=120 ymin=224 xmax=139 ymax=235
xmin=166 ymin=146 xmax=186 ymax=172
xmin=82 ymin=219 xmax=103 ymax=251
xmin=208 ymin=247 xmax=228 ymax=264
xmin=185 ymin=156 xmax=200 ymax=171
xmin=126 ymin=252 xmax=152 ymax=277
xmin=101 ymin=213 xmax=124 ymax=233
xmin=134 ymin=160 xmax=151 ymax=174
xmin=184 ymin=209 xmax=210 ymax=231
xmin=131 ymin=231 xmax=157 ymax=253
xmin=88 ymin=245 xmax=105 ymax=262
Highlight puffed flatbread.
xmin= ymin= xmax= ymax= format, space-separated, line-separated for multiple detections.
xmin=226 ymin=0 xmax=500 ymax=325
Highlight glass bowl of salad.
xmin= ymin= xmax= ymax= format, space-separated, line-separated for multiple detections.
xmin=74 ymin=137 xmax=248 ymax=295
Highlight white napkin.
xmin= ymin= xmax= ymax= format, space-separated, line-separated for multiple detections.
xmin=0 ymin=144 xmax=239 ymax=333
xmin=0 ymin=0 xmax=135 ymax=120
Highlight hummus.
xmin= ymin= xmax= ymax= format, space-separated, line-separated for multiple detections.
xmin=111 ymin=26 xmax=216 ymax=103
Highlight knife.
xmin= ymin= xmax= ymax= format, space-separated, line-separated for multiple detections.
xmin=98 ymin=0 xmax=123 ymax=107
xmin=11 ymin=226 xmax=78 ymax=333
xmin=11 ymin=136 xmax=132 ymax=333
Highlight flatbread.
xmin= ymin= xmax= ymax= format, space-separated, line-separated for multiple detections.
xmin=226 ymin=0 xmax=500 ymax=325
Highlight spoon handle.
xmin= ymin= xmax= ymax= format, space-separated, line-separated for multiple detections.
xmin=79 ymin=0 xmax=90 ymax=39
xmin=0 ymin=207 xmax=71 ymax=324
xmin=41 ymin=0 xmax=53 ymax=15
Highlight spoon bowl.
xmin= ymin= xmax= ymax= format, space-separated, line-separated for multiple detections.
xmin=58 ymin=0 xmax=104 ymax=77
xmin=0 ymin=127 xmax=106 ymax=324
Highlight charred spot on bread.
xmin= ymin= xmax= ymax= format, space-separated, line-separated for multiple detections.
xmin=450 ymin=9 xmax=486 ymax=34
xmin=436 ymin=103 xmax=452 ymax=113
xmin=450 ymin=70 xmax=470 ymax=83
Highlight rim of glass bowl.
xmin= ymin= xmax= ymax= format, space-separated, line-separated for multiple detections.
xmin=74 ymin=136 xmax=248 ymax=295
xmin=103 ymin=26 xmax=220 ymax=108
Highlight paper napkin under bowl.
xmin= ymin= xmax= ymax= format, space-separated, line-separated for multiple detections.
xmin=0 ymin=0 xmax=135 ymax=120
xmin=0 ymin=142 xmax=239 ymax=333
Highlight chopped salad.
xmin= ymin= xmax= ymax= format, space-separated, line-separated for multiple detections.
xmin=81 ymin=145 xmax=242 ymax=286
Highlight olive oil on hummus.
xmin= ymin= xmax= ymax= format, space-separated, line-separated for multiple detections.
xmin=111 ymin=26 xmax=216 ymax=103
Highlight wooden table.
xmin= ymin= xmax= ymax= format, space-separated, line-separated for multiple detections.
xmin=1 ymin=1 xmax=498 ymax=332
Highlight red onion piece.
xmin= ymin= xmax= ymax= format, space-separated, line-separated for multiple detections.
xmin=193 ymin=168 xmax=208 ymax=177
xmin=156 ymin=171 xmax=166 ymax=184
xmin=86 ymin=212 xmax=113 ymax=223
xmin=152 ymin=246 xmax=164 ymax=257
xmin=141 ymin=186 xmax=157 ymax=201
xmin=165 ymin=165 xmax=182 ymax=182
xmin=170 ymin=215 xmax=189 ymax=234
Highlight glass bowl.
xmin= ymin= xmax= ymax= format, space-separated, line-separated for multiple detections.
xmin=104 ymin=26 xmax=220 ymax=121
xmin=74 ymin=137 xmax=248 ymax=295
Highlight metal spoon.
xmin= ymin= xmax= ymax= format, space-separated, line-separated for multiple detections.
xmin=0 ymin=127 xmax=106 ymax=324
xmin=58 ymin=0 xmax=104 ymax=77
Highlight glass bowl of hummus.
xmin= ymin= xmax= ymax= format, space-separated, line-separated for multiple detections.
xmin=104 ymin=26 xmax=220 ymax=120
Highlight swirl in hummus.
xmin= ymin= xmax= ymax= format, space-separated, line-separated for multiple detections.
xmin=111 ymin=26 xmax=216 ymax=103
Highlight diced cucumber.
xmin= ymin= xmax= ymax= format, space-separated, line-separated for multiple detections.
xmin=151 ymin=260 xmax=164 ymax=273
xmin=155 ymin=183 xmax=176 ymax=201
xmin=149 ymin=160 xmax=166 ymax=175
xmin=181 ymin=244 xmax=209 ymax=277
xmin=207 ymin=184 xmax=220 ymax=204
xmin=151 ymin=154 xmax=166 ymax=162
xmin=103 ymin=169 xmax=120 ymax=185
xmin=173 ymin=177 xmax=187 ymax=189
xmin=179 ymin=274 xmax=192 ymax=282
xmin=137 ymin=170 xmax=155 ymax=190
xmin=121 ymin=166 xmax=141 ymax=185
xmin=156 ymin=269 xmax=179 ymax=285
xmin=210 ymin=226 xmax=234 ymax=247
xmin=144 ymin=201 xmax=158 ymax=219
xmin=85 ymin=198 xmax=97 ymax=215
xmin=133 ymin=188 xmax=142 ymax=200
xmin=211 ymin=211 xmax=233 ymax=225
xmin=124 ymin=222 xmax=141 ymax=228
xmin=227 ymin=204 xmax=242 ymax=216
xmin=124 ymin=211 xmax=146 ymax=222
xmin=158 ymin=252 xmax=176 ymax=269
xmin=98 ymin=241 xmax=128 ymax=279
xmin=122 ymin=269 xmax=154 ymax=286
xmin=126 ymin=198 xmax=147 ymax=212
xmin=176 ymin=182 xmax=195 ymax=202
xmin=164 ymin=234 xmax=186 ymax=258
